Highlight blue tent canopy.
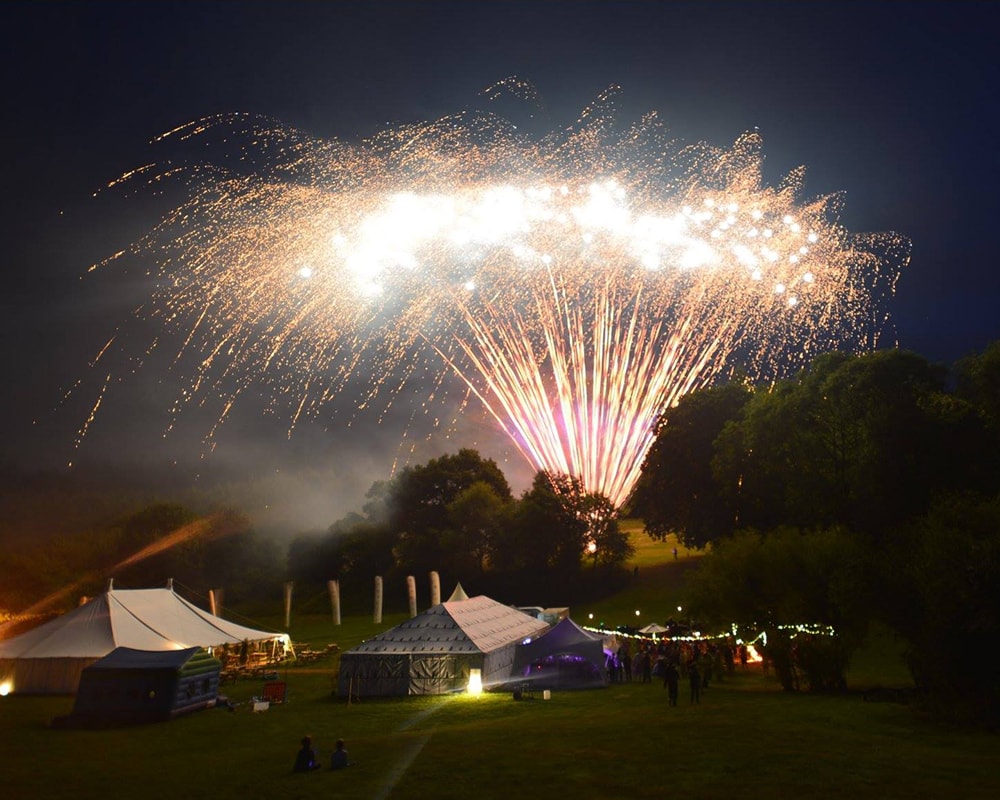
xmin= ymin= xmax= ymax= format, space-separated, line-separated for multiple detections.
xmin=511 ymin=617 xmax=608 ymax=690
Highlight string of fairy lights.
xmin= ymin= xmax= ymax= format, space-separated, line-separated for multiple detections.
xmin=583 ymin=620 xmax=838 ymax=649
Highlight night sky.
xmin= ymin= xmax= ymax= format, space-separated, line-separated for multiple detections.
xmin=2 ymin=1 xmax=998 ymax=532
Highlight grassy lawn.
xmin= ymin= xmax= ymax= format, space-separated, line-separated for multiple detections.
xmin=2 ymin=531 xmax=995 ymax=799
xmin=620 ymin=517 xmax=701 ymax=568
xmin=3 ymin=657 xmax=996 ymax=800
xmin=578 ymin=519 xmax=704 ymax=627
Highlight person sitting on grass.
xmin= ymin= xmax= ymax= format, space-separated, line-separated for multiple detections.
xmin=293 ymin=735 xmax=321 ymax=772
xmin=330 ymin=738 xmax=351 ymax=770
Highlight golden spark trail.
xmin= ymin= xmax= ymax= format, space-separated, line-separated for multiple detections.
xmin=76 ymin=84 xmax=908 ymax=506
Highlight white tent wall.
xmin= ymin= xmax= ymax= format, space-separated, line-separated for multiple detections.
xmin=0 ymin=657 xmax=95 ymax=695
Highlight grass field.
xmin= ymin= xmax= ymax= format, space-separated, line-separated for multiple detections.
xmin=2 ymin=529 xmax=996 ymax=799
xmin=589 ymin=519 xmax=704 ymax=626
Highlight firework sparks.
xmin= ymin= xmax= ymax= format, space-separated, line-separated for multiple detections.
xmin=78 ymin=83 xmax=908 ymax=506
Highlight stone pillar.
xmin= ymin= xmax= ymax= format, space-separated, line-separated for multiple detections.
xmin=283 ymin=581 xmax=294 ymax=628
xmin=328 ymin=579 xmax=341 ymax=626
xmin=209 ymin=588 xmax=224 ymax=617
xmin=429 ymin=570 xmax=441 ymax=607
xmin=407 ymin=575 xmax=417 ymax=618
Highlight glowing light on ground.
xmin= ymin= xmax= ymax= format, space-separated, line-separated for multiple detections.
xmin=76 ymin=81 xmax=907 ymax=505
xmin=467 ymin=668 xmax=483 ymax=696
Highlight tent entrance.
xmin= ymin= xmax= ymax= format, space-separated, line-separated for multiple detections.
xmin=520 ymin=652 xmax=606 ymax=690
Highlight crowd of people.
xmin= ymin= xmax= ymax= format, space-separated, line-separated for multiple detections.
xmin=605 ymin=637 xmax=751 ymax=704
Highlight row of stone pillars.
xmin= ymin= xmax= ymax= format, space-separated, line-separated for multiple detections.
xmin=262 ymin=571 xmax=442 ymax=628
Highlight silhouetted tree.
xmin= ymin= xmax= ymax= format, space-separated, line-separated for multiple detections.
xmin=879 ymin=493 xmax=1000 ymax=720
xmin=633 ymin=381 xmax=751 ymax=547
xmin=711 ymin=350 xmax=996 ymax=540
xmin=390 ymin=449 xmax=512 ymax=576
xmin=582 ymin=492 xmax=634 ymax=569
xmin=955 ymin=341 xmax=1000 ymax=429
xmin=686 ymin=525 xmax=872 ymax=691
xmin=445 ymin=481 xmax=507 ymax=575
xmin=496 ymin=472 xmax=588 ymax=576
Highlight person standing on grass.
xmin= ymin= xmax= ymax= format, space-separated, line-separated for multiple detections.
xmin=663 ymin=660 xmax=680 ymax=706
xmin=619 ymin=642 xmax=632 ymax=682
xmin=700 ymin=648 xmax=713 ymax=690
xmin=605 ymin=650 xmax=617 ymax=683
xmin=688 ymin=659 xmax=701 ymax=704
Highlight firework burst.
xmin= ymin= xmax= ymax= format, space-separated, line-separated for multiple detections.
xmin=78 ymin=82 xmax=908 ymax=506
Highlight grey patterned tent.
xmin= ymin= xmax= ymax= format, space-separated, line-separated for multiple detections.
xmin=338 ymin=587 xmax=549 ymax=697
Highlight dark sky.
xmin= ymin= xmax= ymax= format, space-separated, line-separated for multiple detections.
xmin=2 ymin=1 xmax=998 ymax=531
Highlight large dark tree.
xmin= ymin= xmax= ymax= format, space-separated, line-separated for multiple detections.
xmin=292 ymin=454 xmax=627 ymax=599
xmin=527 ymin=472 xmax=634 ymax=572
xmin=955 ymin=341 xmax=1000 ymax=430
xmin=633 ymin=382 xmax=751 ymax=548
xmin=582 ymin=492 xmax=634 ymax=570
xmin=494 ymin=472 xmax=588 ymax=576
xmin=389 ymin=449 xmax=512 ymax=576
xmin=685 ymin=525 xmax=873 ymax=691
xmin=641 ymin=344 xmax=1000 ymax=719
xmin=712 ymin=350 xmax=998 ymax=540
xmin=388 ymin=449 xmax=510 ymax=528
xmin=881 ymin=495 xmax=1000 ymax=706
xmin=445 ymin=481 xmax=507 ymax=576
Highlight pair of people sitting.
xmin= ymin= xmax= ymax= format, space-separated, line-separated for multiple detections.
xmin=294 ymin=736 xmax=350 ymax=772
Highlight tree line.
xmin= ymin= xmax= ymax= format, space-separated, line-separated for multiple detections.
xmin=633 ymin=344 xmax=1000 ymax=722
xmin=5 ymin=341 xmax=998 ymax=722
xmin=0 ymin=454 xmax=634 ymax=616
xmin=287 ymin=449 xmax=634 ymax=608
